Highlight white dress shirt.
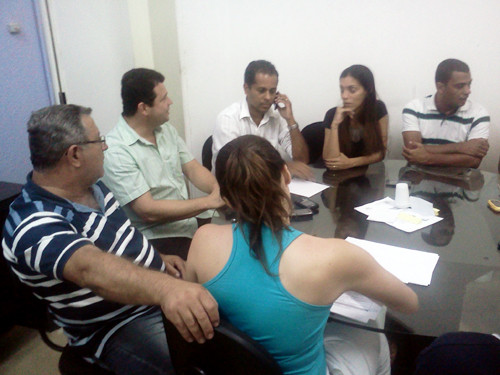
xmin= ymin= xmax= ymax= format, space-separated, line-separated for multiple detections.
xmin=211 ymin=99 xmax=292 ymax=169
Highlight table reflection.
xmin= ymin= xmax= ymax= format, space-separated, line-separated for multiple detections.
xmin=420 ymin=197 xmax=454 ymax=247
xmin=321 ymin=164 xmax=385 ymax=240
xmin=397 ymin=164 xmax=485 ymax=248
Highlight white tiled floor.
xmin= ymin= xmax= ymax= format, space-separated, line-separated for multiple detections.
xmin=0 ymin=326 xmax=66 ymax=374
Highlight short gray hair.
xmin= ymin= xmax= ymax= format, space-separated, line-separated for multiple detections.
xmin=27 ymin=104 xmax=92 ymax=170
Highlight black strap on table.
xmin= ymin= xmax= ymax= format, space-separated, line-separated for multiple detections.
xmin=328 ymin=316 xmax=417 ymax=336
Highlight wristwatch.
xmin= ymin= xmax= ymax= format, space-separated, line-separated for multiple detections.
xmin=288 ymin=123 xmax=299 ymax=131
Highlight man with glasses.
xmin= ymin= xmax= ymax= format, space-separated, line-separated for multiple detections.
xmin=103 ymin=68 xmax=223 ymax=260
xmin=2 ymin=104 xmax=219 ymax=374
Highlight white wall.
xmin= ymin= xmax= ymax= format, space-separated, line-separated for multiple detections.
xmin=44 ymin=0 xmax=134 ymax=133
xmin=127 ymin=0 xmax=155 ymax=68
xmin=175 ymin=0 xmax=500 ymax=173
xmin=149 ymin=0 xmax=186 ymax=137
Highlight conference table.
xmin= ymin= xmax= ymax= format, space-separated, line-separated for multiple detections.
xmin=217 ymin=160 xmax=500 ymax=338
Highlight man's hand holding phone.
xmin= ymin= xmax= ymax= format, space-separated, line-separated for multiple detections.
xmin=274 ymin=92 xmax=296 ymax=126
xmin=274 ymin=92 xmax=291 ymax=111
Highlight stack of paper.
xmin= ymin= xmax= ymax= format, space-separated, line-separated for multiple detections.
xmin=331 ymin=291 xmax=383 ymax=323
xmin=355 ymin=196 xmax=442 ymax=232
xmin=330 ymin=238 xmax=439 ymax=322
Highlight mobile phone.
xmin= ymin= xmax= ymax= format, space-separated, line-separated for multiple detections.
xmin=290 ymin=208 xmax=314 ymax=222
xmin=274 ymin=91 xmax=285 ymax=110
xmin=487 ymin=199 xmax=500 ymax=213
xmin=292 ymin=195 xmax=319 ymax=213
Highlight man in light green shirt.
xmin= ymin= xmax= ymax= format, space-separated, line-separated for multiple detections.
xmin=103 ymin=68 xmax=224 ymax=259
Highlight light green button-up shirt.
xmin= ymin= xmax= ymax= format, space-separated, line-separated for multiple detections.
xmin=102 ymin=116 xmax=198 ymax=239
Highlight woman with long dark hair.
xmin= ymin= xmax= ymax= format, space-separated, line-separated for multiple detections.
xmin=323 ymin=65 xmax=388 ymax=170
xmin=185 ymin=135 xmax=417 ymax=375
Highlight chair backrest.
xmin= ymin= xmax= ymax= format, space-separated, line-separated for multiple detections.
xmin=0 ymin=252 xmax=51 ymax=331
xmin=0 ymin=184 xmax=49 ymax=334
xmin=202 ymin=136 xmax=213 ymax=171
xmin=414 ymin=332 xmax=500 ymax=375
xmin=162 ymin=313 xmax=282 ymax=375
xmin=301 ymin=122 xmax=325 ymax=165
xmin=59 ymin=345 xmax=115 ymax=375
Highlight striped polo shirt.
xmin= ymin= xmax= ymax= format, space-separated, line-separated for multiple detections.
xmin=2 ymin=175 xmax=165 ymax=361
xmin=402 ymin=94 xmax=490 ymax=145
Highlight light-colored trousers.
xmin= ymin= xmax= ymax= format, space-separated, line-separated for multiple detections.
xmin=324 ymin=308 xmax=390 ymax=375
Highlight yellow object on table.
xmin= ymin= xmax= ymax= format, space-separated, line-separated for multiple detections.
xmin=397 ymin=212 xmax=422 ymax=224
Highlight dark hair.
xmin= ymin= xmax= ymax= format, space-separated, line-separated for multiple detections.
xmin=435 ymin=59 xmax=469 ymax=84
xmin=338 ymin=65 xmax=384 ymax=157
xmin=121 ymin=68 xmax=165 ymax=116
xmin=27 ymin=104 xmax=92 ymax=171
xmin=215 ymin=135 xmax=291 ymax=274
xmin=244 ymin=60 xmax=279 ymax=87
xmin=334 ymin=176 xmax=371 ymax=239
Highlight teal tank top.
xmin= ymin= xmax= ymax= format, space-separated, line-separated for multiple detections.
xmin=203 ymin=223 xmax=331 ymax=375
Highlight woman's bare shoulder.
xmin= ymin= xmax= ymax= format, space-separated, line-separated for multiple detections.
xmin=193 ymin=224 xmax=232 ymax=241
xmin=280 ymin=234 xmax=361 ymax=304
xmin=186 ymin=223 xmax=234 ymax=283
xmin=294 ymin=234 xmax=349 ymax=254
xmin=289 ymin=234 xmax=366 ymax=273
xmin=189 ymin=224 xmax=233 ymax=262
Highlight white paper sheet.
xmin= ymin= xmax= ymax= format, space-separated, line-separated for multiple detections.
xmin=346 ymin=237 xmax=440 ymax=286
xmin=288 ymin=178 xmax=329 ymax=197
xmin=330 ymin=238 xmax=439 ymax=322
xmin=355 ymin=197 xmax=442 ymax=232
xmin=409 ymin=196 xmax=435 ymax=217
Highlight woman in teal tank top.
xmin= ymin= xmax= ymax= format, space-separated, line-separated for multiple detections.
xmin=185 ymin=135 xmax=418 ymax=375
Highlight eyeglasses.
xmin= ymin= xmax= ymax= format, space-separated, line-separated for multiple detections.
xmin=76 ymin=135 xmax=106 ymax=145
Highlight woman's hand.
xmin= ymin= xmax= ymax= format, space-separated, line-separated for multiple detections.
xmin=324 ymin=153 xmax=353 ymax=170
xmin=323 ymin=107 xmax=355 ymax=161
xmin=330 ymin=107 xmax=355 ymax=130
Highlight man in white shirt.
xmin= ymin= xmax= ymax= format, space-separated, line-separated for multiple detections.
xmin=402 ymin=59 xmax=490 ymax=168
xmin=212 ymin=60 xmax=312 ymax=179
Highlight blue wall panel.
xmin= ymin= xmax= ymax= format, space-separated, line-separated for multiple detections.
xmin=0 ymin=0 xmax=53 ymax=183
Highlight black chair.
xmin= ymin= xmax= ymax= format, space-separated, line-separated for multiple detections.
xmin=0 ymin=186 xmax=114 ymax=375
xmin=301 ymin=122 xmax=325 ymax=165
xmin=203 ymin=130 xmax=323 ymax=169
xmin=59 ymin=345 xmax=114 ymax=375
xmin=202 ymin=136 xmax=213 ymax=171
xmin=301 ymin=121 xmax=325 ymax=164
xmin=414 ymin=332 xmax=500 ymax=375
xmin=162 ymin=313 xmax=282 ymax=375
xmin=0 ymin=184 xmax=59 ymax=344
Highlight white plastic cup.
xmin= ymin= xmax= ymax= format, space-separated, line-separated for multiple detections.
xmin=395 ymin=183 xmax=410 ymax=208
